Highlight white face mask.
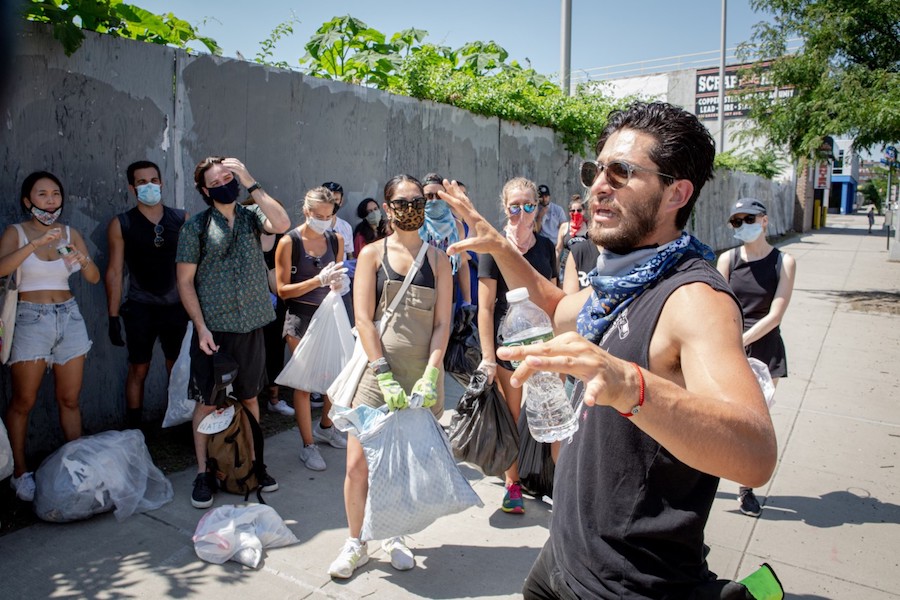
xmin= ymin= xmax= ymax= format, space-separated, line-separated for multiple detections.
xmin=733 ymin=222 xmax=764 ymax=243
xmin=307 ymin=217 xmax=331 ymax=234
xmin=136 ymin=182 xmax=161 ymax=206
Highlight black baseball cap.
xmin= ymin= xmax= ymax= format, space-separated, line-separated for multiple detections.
xmin=729 ymin=198 xmax=767 ymax=218
xmin=322 ymin=181 xmax=343 ymax=194
xmin=538 ymin=184 xmax=550 ymax=196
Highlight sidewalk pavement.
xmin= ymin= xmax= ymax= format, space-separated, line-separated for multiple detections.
xmin=1 ymin=213 xmax=898 ymax=599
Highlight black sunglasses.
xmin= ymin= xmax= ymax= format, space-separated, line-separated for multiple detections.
xmin=389 ymin=197 xmax=427 ymax=211
xmin=507 ymin=203 xmax=537 ymax=216
xmin=728 ymin=214 xmax=760 ymax=228
xmin=570 ymin=208 xmax=583 ymax=213
xmin=153 ymin=223 xmax=164 ymax=248
xmin=580 ymin=160 xmax=675 ymax=190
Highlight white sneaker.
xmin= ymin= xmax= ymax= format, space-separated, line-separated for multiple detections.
xmin=382 ymin=536 xmax=415 ymax=571
xmin=10 ymin=472 xmax=35 ymax=502
xmin=268 ymin=399 xmax=295 ymax=416
xmin=299 ymin=444 xmax=326 ymax=471
xmin=313 ymin=422 xmax=347 ymax=449
xmin=328 ymin=537 xmax=369 ymax=579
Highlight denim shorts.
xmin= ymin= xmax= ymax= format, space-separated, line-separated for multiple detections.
xmin=10 ymin=299 xmax=92 ymax=366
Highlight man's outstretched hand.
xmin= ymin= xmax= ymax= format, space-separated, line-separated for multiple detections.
xmin=439 ymin=179 xmax=510 ymax=258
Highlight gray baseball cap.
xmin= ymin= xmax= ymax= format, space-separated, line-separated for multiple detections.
xmin=729 ymin=198 xmax=767 ymax=218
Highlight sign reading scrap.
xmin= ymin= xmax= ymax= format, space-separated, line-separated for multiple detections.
xmin=695 ymin=61 xmax=794 ymax=120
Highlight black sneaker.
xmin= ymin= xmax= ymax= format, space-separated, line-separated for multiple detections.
xmin=191 ymin=472 xmax=215 ymax=509
xmin=739 ymin=488 xmax=761 ymax=517
xmin=257 ymin=463 xmax=279 ymax=493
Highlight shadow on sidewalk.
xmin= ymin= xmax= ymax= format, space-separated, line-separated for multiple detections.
xmin=716 ymin=489 xmax=900 ymax=528
xmin=821 ymin=290 xmax=900 ymax=315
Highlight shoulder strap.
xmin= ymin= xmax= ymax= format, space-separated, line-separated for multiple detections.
xmin=289 ymin=229 xmax=303 ymax=271
xmin=775 ymin=249 xmax=783 ymax=283
xmin=12 ymin=224 xmax=26 ymax=249
xmin=729 ymin=247 xmax=740 ymax=274
xmin=377 ymin=241 xmax=429 ymax=337
xmin=324 ymin=229 xmax=338 ymax=258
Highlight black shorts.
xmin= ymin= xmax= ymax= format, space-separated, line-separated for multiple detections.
xmin=746 ymin=328 xmax=787 ymax=379
xmin=282 ymin=302 xmax=318 ymax=340
xmin=190 ymin=328 xmax=267 ymax=405
xmin=121 ymin=300 xmax=189 ymax=364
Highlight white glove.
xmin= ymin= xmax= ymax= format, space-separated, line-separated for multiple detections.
xmin=477 ymin=360 xmax=498 ymax=385
xmin=317 ymin=261 xmax=347 ymax=287
xmin=330 ymin=272 xmax=351 ymax=295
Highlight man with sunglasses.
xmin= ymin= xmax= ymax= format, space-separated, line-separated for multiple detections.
xmin=105 ymin=160 xmax=189 ymax=429
xmin=536 ymin=184 xmax=567 ymax=242
xmin=442 ymin=102 xmax=778 ymax=599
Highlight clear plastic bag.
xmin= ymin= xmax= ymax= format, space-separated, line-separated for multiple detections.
xmin=332 ymin=405 xmax=483 ymax=542
xmin=748 ymin=357 xmax=776 ymax=408
xmin=193 ymin=503 xmax=299 ymax=568
xmin=0 ymin=417 xmax=12 ymax=481
xmin=163 ymin=322 xmax=194 ymax=428
xmin=33 ymin=430 xmax=173 ymax=522
xmin=276 ymin=291 xmax=355 ymax=394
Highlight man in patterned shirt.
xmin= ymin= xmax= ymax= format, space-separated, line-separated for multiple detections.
xmin=176 ymin=156 xmax=291 ymax=508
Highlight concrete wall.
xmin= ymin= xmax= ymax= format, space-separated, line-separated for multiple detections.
xmin=0 ymin=24 xmax=792 ymax=456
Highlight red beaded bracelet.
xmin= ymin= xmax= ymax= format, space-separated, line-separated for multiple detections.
xmin=619 ymin=362 xmax=645 ymax=418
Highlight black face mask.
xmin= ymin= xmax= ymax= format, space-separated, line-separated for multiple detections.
xmin=206 ymin=178 xmax=240 ymax=205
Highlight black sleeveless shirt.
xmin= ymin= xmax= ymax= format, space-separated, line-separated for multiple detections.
xmin=375 ymin=239 xmax=435 ymax=302
xmin=118 ymin=205 xmax=186 ymax=305
xmin=552 ymin=253 xmax=738 ymax=599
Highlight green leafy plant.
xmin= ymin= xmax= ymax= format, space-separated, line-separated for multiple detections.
xmin=255 ymin=15 xmax=299 ymax=69
xmin=22 ymin=0 xmax=220 ymax=56
xmin=715 ymin=147 xmax=784 ymax=179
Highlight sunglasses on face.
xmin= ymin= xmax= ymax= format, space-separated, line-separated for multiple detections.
xmin=424 ymin=192 xmax=442 ymax=200
xmin=570 ymin=208 xmax=583 ymax=213
xmin=580 ymin=159 xmax=675 ymax=190
xmin=507 ymin=203 xmax=537 ymax=216
xmin=153 ymin=224 xmax=164 ymax=248
xmin=388 ymin=197 xmax=427 ymax=211
xmin=728 ymin=214 xmax=760 ymax=228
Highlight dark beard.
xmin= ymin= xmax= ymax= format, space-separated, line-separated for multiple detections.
xmin=587 ymin=190 xmax=663 ymax=254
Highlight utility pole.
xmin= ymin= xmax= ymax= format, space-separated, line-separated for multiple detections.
xmin=561 ymin=0 xmax=572 ymax=96
xmin=717 ymin=0 xmax=727 ymax=153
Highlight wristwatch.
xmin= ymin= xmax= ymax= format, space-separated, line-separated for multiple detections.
xmin=368 ymin=358 xmax=391 ymax=375
xmin=246 ymin=182 xmax=262 ymax=194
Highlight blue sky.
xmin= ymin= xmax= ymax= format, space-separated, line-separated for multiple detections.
xmin=139 ymin=0 xmax=773 ymax=81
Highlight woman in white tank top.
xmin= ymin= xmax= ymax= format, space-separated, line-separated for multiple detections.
xmin=0 ymin=171 xmax=100 ymax=502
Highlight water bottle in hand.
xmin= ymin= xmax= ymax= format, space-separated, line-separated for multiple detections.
xmin=499 ymin=288 xmax=578 ymax=442
xmin=55 ymin=237 xmax=78 ymax=273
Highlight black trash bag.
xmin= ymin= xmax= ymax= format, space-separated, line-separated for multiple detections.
xmin=448 ymin=371 xmax=519 ymax=477
xmin=444 ymin=303 xmax=481 ymax=375
xmin=517 ymin=408 xmax=555 ymax=499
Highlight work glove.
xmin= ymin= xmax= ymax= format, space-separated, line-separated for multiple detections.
xmin=477 ymin=359 xmax=497 ymax=385
xmin=108 ymin=316 xmax=125 ymax=347
xmin=376 ymin=371 xmax=408 ymax=411
xmin=317 ymin=261 xmax=348 ymax=287
xmin=410 ymin=365 xmax=440 ymax=409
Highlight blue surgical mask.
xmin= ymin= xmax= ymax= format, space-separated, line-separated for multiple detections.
xmin=733 ymin=222 xmax=764 ymax=243
xmin=365 ymin=210 xmax=382 ymax=226
xmin=136 ymin=182 xmax=161 ymax=206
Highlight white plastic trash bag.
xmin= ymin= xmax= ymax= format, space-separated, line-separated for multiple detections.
xmin=0 ymin=417 xmax=12 ymax=481
xmin=276 ymin=291 xmax=355 ymax=393
xmin=193 ymin=504 xmax=299 ymax=569
xmin=748 ymin=357 xmax=776 ymax=408
xmin=163 ymin=322 xmax=194 ymax=428
xmin=33 ymin=430 xmax=173 ymax=522
xmin=332 ymin=405 xmax=483 ymax=542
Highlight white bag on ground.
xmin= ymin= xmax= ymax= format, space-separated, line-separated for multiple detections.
xmin=332 ymin=405 xmax=483 ymax=542
xmin=33 ymin=430 xmax=173 ymax=522
xmin=275 ymin=291 xmax=354 ymax=393
xmin=748 ymin=357 xmax=776 ymax=408
xmin=193 ymin=503 xmax=299 ymax=568
xmin=0 ymin=417 xmax=13 ymax=481
xmin=163 ymin=322 xmax=194 ymax=428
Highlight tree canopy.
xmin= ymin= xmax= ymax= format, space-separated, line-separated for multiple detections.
xmin=739 ymin=0 xmax=900 ymax=159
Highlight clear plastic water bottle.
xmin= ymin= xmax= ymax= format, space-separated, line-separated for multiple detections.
xmin=55 ymin=237 xmax=78 ymax=273
xmin=499 ymin=287 xmax=578 ymax=442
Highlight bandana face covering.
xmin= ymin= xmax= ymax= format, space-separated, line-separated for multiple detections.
xmin=420 ymin=199 xmax=460 ymax=273
xmin=31 ymin=205 xmax=62 ymax=226
xmin=505 ymin=213 xmax=536 ymax=253
xmin=577 ymin=233 xmax=715 ymax=344
xmin=206 ymin=177 xmax=240 ymax=205
xmin=570 ymin=211 xmax=584 ymax=232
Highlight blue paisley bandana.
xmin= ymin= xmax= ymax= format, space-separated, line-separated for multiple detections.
xmin=577 ymin=232 xmax=715 ymax=344
xmin=420 ymin=199 xmax=460 ymax=274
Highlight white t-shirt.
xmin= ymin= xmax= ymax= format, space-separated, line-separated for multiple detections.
xmin=330 ymin=217 xmax=354 ymax=260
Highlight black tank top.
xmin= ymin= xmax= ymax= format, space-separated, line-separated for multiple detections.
xmin=375 ymin=239 xmax=435 ymax=302
xmin=287 ymin=229 xmax=337 ymax=306
xmin=728 ymin=247 xmax=781 ymax=330
xmin=118 ymin=205 xmax=186 ymax=305
xmin=552 ymin=253 xmax=739 ymax=599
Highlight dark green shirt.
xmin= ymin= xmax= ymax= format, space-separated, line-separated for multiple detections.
xmin=176 ymin=204 xmax=274 ymax=333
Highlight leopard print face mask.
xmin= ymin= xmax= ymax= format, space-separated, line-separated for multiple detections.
xmin=390 ymin=207 xmax=426 ymax=231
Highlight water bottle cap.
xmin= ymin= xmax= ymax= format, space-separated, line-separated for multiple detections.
xmin=506 ymin=287 xmax=529 ymax=303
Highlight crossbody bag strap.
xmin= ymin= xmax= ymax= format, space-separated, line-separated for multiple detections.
xmin=11 ymin=224 xmax=27 ymax=285
xmin=377 ymin=241 xmax=429 ymax=338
